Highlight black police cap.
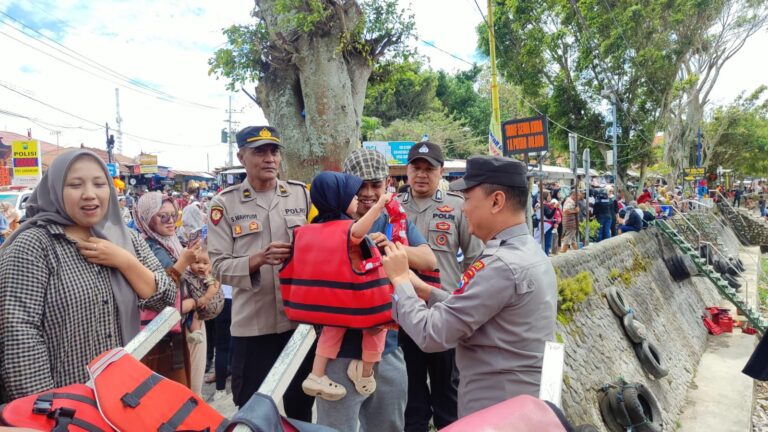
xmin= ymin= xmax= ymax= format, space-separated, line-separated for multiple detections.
xmin=449 ymin=156 xmax=528 ymax=191
xmin=407 ymin=141 xmax=444 ymax=167
xmin=236 ymin=126 xmax=282 ymax=149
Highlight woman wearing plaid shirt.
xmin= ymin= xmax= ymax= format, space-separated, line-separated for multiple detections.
xmin=0 ymin=150 xmax=176 ymax=402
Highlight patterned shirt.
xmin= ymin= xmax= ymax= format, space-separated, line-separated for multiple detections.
xmin=0 ymin=224 xmax=176 ymax=401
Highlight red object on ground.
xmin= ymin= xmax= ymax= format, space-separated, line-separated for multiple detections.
xmin=702 ymin=316 xmax=723 ymax=335
xmin=743 ymin=326 xmax=758 ymax=335
xmin=718 ymin=315 xmax=734 ymax=333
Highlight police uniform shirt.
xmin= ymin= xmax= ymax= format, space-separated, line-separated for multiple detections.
xmin=391 ymin=224 xmax=558 ymax=417
xmin=399 ymin=189 xmax=483 ymax=292
xmin=207 ymin=179 xmax=310 ymax=337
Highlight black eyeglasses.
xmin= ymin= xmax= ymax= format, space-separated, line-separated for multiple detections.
xmin=156 ymin=212 xmax=178 ymax=224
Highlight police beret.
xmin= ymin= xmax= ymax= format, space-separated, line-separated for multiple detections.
xmin=449 ymin=156 xmax=528 ymax=191
xmin=236 ymin=126 xmax=282 ymax=149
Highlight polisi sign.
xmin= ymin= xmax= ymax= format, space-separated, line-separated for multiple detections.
xmin=11 ymin=140 xmax=41 ymax=186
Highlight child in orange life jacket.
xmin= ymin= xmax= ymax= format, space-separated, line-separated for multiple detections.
xmin=301 ymin=171 xmax=393 ymax=401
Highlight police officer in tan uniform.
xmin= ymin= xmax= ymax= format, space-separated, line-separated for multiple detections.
xmin=207 ymin=126 xmax=313 ymax=417
xmin=397 ymin=142 xmax=483 ymax=431
xmin=383 ymin=155 xmax=558 ymax=418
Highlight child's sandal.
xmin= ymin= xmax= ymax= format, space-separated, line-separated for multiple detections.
xmin=301 ymin=374 xmax=347 ymax=401
xmin=346 ymin=359 xmax=376 ymax=396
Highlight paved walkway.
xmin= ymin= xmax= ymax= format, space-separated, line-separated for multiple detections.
xmin=678 ymin=246 xmax=760 ymax=432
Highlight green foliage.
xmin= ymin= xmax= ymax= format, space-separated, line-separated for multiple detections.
xmin=620 ymin=272 xmax=633 ymax=286
xmin=478 ymin=0 xmax=723 ymax=173
xmin=208 ymin=0 xmax=415 ymax=90
xmin=364 ymin=60 xmax=440 ymax=124
xmin=274 ymin=0 xmax=331 ymax=33
xmin=579 ymin=219 xmax=600 ymax=243
xmin=208 ymin=18 xmax=268 ymax=92
xmin=369 ymin=111 xmax=484 ymax=159
xmin=556 ymin=271 xmax=594 ymax=323
xmin=609 ymin=268 xmax=620 ymax=279
xmin=704 ymin=86 xmax=768 ymax=176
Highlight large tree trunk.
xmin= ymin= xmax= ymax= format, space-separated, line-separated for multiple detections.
xmin=252 ymin=0 xmax=373 ymax=182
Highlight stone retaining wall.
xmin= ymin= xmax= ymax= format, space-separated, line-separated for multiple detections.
xmin=552 ymin=228 xmax=723 ymax=430
xmin=718 ymin=203 xmax=768 ymax=246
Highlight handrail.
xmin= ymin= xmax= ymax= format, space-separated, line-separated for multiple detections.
xmin=715 ymin=191 xmax=751 ymax=230
xmin=682 ymin=199 xmax=714 ymax=209
xmin=668 ymin=202 xmax=703 ymax=246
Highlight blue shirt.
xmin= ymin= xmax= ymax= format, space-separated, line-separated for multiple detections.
xmin=336 ymin=213 xmax=427 ymax=358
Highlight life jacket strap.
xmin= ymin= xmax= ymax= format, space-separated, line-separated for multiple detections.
xmin=121 ymin=373 xmax=163 ymax=408
xmin=157 ymin=397 xmax=200 ymax=432
xmin=33 ymin=391 xmax=98 ymax=414
xmin=45 ymin=407 xmax=105 ymax=432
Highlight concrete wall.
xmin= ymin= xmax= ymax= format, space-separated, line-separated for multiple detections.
xmin=718 ymin=203 xmax=768 ymax=246
xmin=552 ymin=228 xmax=723 ymax=430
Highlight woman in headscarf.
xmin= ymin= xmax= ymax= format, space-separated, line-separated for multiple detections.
xmin=0 ymin=150 xmax=176 ymax=402
xmin=134 ymin=192 xmax=201 ymax=388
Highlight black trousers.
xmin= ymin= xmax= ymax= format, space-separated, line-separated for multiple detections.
xmin=231 ymin=330 xmax=315 ymax=421
xmin=400 ymin=331 xmax=459 ymax=431
xmin=214 ymin=299 xmax=232 ymax=391
xmin=205 ymin=319 xmax=216 ymax=367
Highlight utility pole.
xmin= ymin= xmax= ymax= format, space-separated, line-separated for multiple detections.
xmin=223 ymin=95 xmax=241 ymax=167
xmin=50 ymin=130 xmax=61 ymax=150
xmin=611 ymin=99 xmax=618 ymax=185
xmin=115 ymin=88 xmax=124 ymax=155
xmin=105 ymin=123 xmax=115 ymax=164
xmin=487 ymin=0 xmax=502 ymax=156
xmin=569 ymin=133 xmax=579 ymax=241
xmin=583 ymin=148 xmax=591 ymax=246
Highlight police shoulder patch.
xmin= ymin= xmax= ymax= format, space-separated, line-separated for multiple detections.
xmin=453 ymin=259 xmax=486 ymax=295
xmin=220 ymin=184 xmax=238 ymax=195
xmin=286 ymin=179 xmax=308 ymax=188
xmin=210 ymin=206 xmax=224 ymax=226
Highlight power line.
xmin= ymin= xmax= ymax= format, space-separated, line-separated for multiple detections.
xmin=0 ymin=108 xmax=100 ymax=131
xmin=0 ymin=83 xmax=221 ymax=149
xmin=419 ymin=38 xmax=475 ymax=67
xmin=0 ymin=10 xmax=220 ymax=111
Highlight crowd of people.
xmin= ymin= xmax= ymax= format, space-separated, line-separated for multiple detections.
xmin=531 ymin=181 xmax=674 ymax=256
xmin=0 ymin=125 xmax=562 ymax=431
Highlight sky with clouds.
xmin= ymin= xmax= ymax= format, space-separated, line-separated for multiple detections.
xmin=0 ymin=0 xmax=765 ymax=171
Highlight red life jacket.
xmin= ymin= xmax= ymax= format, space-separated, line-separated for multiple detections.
xmin=88 ymin=348 xmax=228 ymax=432
xmin=279 ymin=220 xmax=394 ymax=329
xmin=0 ymin=384 xmax=112 ymax=432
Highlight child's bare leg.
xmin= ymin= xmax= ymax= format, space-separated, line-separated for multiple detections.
xmin=361 ymin=360 xmax=375 ymax=378
xmin=312 ymin=354 xmax=330 ymax=378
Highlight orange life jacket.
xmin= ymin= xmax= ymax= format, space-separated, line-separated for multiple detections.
xmin=0 ymin=384 xmax=112 ymax=432
xmin=88 ymin=348 xmax=227 ymax=432
xmin=279 ymin=220 xmax=394 ymax=329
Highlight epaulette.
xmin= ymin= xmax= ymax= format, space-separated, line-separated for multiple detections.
xmin=286 ymin=179 xmax=309 ymax=189
xmin=446 ymin=191 xmax=465 ymax=200
xmin=219 ymin=184 xmax=239 ymax=195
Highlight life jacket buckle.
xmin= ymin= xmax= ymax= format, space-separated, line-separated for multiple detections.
xmin=32 ymin=394 xmax=53 ymax=414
